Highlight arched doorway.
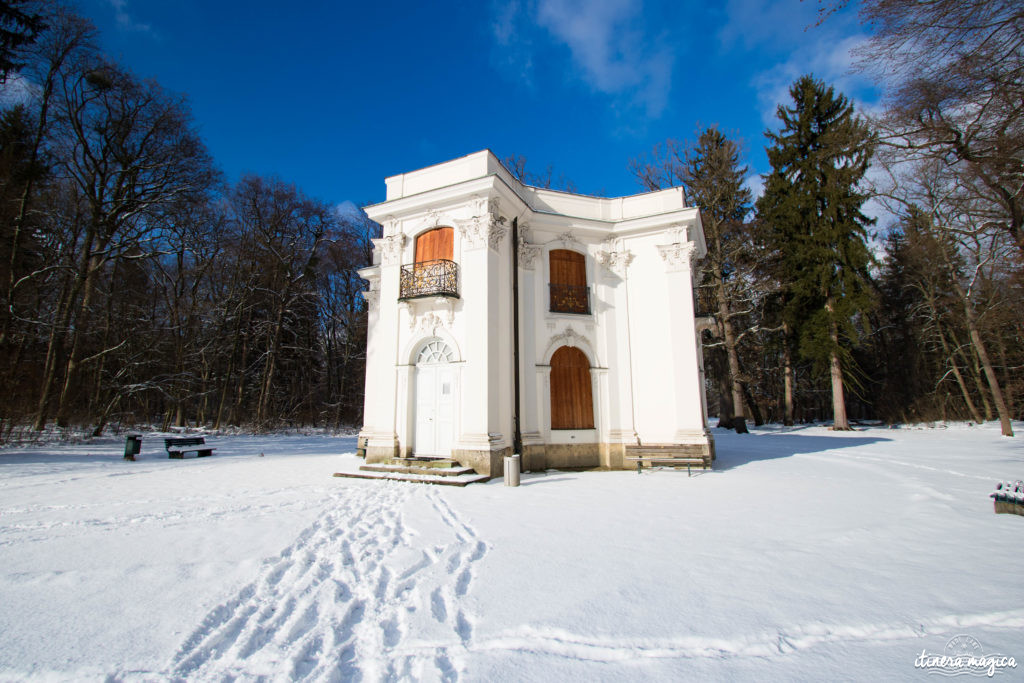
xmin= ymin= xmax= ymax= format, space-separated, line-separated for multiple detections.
xmin=550 ymin=346 xmax=594 ymax=429
xmin=414 ymin=339 xmax=456 ymax=456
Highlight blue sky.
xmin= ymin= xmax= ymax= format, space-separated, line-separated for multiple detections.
xmin=78 ymin=0 xmax=881 ymax=208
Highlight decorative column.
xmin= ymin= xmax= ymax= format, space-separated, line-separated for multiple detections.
xmin=595 ymin=239 xmax=638 ymax=467
xmin=357 ymin=267 xmax=381 ymax=455
xmin=517 ymin=222 xmax=545 ymax=469
xmin=453 ymin=197 xmax=509 ymax=475
xmin=362 ymin=231 xmax=405 ymax=461
xmin=657 ymin=238 xmax=713 ymax=454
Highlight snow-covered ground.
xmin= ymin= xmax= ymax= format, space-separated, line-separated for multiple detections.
xmin=1 ymin=423 xmax=1021 ymax=681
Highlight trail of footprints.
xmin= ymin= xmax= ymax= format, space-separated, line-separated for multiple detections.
xmin=170 ymin=482 xmax=489 ymax=681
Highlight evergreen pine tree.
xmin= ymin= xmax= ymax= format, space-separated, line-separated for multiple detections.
xmin=0 ymin=0 xmax=46 ymax=83
xmin=756 ymin=75 xmax=875 ymax=430
xmin=684 ymin=127 xmax=754 ymax=433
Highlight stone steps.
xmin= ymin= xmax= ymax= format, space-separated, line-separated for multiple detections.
xmin=333 ymin=456 xmax=490 ymax=487
xmin=382 ymin=457 xmax=465 ymax=469
xmin=359 ymin=463 xmax=477 ymax=477
xmin=333 ymin=469 xmax=490 ymax=487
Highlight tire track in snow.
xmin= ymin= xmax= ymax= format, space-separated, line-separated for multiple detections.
xmin=399 ymin=609 xmax=1024 ymax=665
xmin=168 ymin=481 xmax=491 ymax=682
xmin=821 ymin=451 xmax=999 ymax=483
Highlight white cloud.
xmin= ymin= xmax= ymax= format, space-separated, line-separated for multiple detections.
xmin=108 ymin=0 xmax=153 ymax=34
xmin=743 ymin=173 xmax=764 ymax=202
xmin=717 ymin=0 xmax=823 ymax=53
xmin=335 ymin=200 xmax=363 ymax=221
xmin=752 ymin=33 xmax=875 ymax=129
xmin=492 ymin=0 xmax=674 ymax=118
xmin=491 ymin=0 xmax=536 ymax=86
xmin=715 ymin=0 xmax=877 ymax=130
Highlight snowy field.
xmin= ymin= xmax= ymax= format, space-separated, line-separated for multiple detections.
xmin=1 ymin=424 xmax=1022 ymax=682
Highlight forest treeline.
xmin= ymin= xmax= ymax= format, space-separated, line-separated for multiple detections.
xmin=0 ymin=3 xmax=378 ymax=437
xmin=1 ymin=0 xmax=1020 ymax=440
xmin=628 ymin=0 xmax=1022 ymax=436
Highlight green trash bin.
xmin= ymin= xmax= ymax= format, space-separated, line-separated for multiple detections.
xmin=124 ymin=434 xmax=142 ymax=461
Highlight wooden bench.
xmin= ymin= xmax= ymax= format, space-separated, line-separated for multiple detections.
xmin=625 ymin=445 xmax=709 ymax=475
xmin=165 ymin=436 xmax=215 ymax=459
xmin=991 ymin=480 xmax=1023 ymax=516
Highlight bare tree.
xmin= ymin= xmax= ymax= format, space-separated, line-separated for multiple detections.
xmin=855 ymin=0 xmax=1024 ymax=259
xmin=3 ymin=7 xmax=95 ymax=348
xmin=229 ymin=175 xmax=336 ymax=427
xmin=873 ymin=154 xmax=1016 ymax=436
xmin=33 ymin=58 xmax=218 ymax=429
xmin=501 ymin=154 xmax=578 ymax=193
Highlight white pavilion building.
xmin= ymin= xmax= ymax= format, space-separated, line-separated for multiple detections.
xmin=358 ymin=150 xmax=714 ymax=477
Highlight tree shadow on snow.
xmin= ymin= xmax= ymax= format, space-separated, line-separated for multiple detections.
xmin=711 ymin=426 xmax=892 ymax=471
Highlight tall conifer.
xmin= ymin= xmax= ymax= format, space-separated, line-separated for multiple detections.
xmin=756 ymin=75 xmax=875 ymax=430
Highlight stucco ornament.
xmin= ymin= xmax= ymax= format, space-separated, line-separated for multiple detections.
xmin=405 ymin=297 xmax=456 ymax=331
xmin=657 ymin=240 xmax=696 ymax=272
xmin=414 ymin=312 xmax=446 ymax=336
xmin=360 ymin=275 xmax=380 ymax=310
xmin=665 ymin=225 xmax=688 ymax=244
xmin=555 ymin=230 xmax=583 ymax=250
xmin=596 ymin=237 xmax=634 ymax=277
xmin=551 ymin=325 xmax=584 ymax=349
xmin=457 ymin=197 xmax=507 ymax=251
xmin=373 ymin=233 xmax=407 ymax=265
xmin=414 ymin=207 xmax=459 ymax=235
xmin=517 ymin=221 xmax=541 ymax=269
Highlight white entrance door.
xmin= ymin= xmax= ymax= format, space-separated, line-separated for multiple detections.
xmin=414 ymin=340 xmax=455 ymax=457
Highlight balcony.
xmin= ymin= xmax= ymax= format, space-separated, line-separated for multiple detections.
xmin=399 ymin=259 xmax=459 ymax=300
xmin=549 ymin=283 xmax=590 ymax=314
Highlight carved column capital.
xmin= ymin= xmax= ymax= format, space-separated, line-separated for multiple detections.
xmin=458 ymin=197 xmax=507 ymax=251
xmin=361 ymin=287 xmax=380 ymax=310
xmin=596 ymin=246 xmax=634 ymax=277
xmin=657 ymin=241 xmax=696 ymax=273
xmin=517 ymin=221 xmax=541 ymax=269
xmin=372 ymin=233 xmax=407 ymax=265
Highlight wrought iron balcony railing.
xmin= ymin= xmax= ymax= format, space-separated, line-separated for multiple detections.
xmin=399 ymin=259 xmax=459 ymax=300
xmin=549 ymin=283 xmax=590 ymax=314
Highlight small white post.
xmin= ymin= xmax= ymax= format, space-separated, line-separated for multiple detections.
xmin=504 ymin=453 xmax=520 ymax=487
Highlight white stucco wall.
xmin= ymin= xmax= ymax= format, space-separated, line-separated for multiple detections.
xmin=359 ymin=150 xmax=712 ymax=470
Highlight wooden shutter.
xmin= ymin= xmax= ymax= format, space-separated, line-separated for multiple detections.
xmin=549 ymin=249 xmax=585 ymax=285
xmin=415 ymin=227 xmax=453 ymax=263
xmin=550 ymin=346 xmax=594 ymax=429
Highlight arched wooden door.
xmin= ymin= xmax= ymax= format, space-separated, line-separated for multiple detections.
xmin=550 ymin=346 xmax=594 ymax=429
xmin=414 ymin=340 xmax=456 ymax=456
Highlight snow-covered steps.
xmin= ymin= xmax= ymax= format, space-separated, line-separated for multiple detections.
xmin=360 ymin=463 xmax=478 ymax=476
xmin=332 ymin=469 xmax=491 ymax=487
xmin=334 ymin=457 xmax=491 ymax=486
